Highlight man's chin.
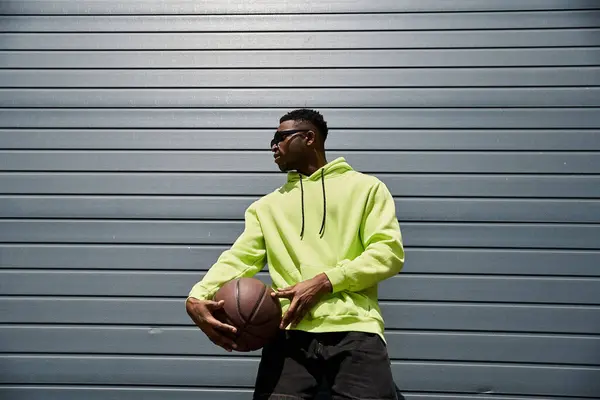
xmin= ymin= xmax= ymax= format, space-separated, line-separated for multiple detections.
xmin=276 ymin=162 xmax=290 ymax=172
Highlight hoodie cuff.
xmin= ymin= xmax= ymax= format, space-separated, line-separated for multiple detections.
xmin=324 ymin=263 xmax=349 ymax=293
xmin=187 ymin=282 xmax=211 ymax=301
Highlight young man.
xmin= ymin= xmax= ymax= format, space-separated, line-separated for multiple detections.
xmin=186 ymin=109 xmax=405 ymax=399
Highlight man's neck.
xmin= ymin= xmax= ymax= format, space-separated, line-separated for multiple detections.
xmin=297 ymin=152 xmax=328 ymax=176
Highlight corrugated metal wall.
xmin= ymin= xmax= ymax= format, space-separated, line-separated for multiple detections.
xmin=1 ymin=1 xmax=599 ymax=399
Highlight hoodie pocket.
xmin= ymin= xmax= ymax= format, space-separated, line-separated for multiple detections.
xmin=308 ymin=290 xmax=371 ymax=320
xmin=299 ymin=264 xmax=372 ymax=320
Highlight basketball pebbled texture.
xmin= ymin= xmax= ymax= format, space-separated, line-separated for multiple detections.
xmin=213 ymin=277 xmax=282 ymax=352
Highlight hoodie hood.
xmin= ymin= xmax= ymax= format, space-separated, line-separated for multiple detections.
xmin=286 ymin=157 xmax=354 ymax=183
xmin=284 ymin=157 xmax=354 ymax=240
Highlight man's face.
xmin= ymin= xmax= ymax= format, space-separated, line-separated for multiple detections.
xmin=271 ymin=120 xmax=310 ymax=172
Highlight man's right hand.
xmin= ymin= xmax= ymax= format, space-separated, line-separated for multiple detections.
xmin=185 ymin=297 xmax=238 ymax=352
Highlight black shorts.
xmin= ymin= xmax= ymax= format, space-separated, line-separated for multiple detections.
xmin=253 ymin=330 xmax=404 ymax=400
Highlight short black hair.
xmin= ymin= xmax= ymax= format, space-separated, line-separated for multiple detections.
xmin=280 ymin=108 xmax=328 ymax=142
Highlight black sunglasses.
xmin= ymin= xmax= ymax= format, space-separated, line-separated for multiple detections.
xmin=270 ymin=129 xmax=309 ymax=148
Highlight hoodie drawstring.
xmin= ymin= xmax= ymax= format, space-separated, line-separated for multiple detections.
xmin=298 ymin=169 xmax=327 ymax=240
xmin=319 ymin=169 xmax=326 ymax=238
xmin=299 ymin=176 xmax=305 ymax=239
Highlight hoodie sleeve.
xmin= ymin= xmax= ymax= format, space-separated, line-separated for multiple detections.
xmin=324 ymin=180 xmax=404 ymax=293
xmin=187 ymin=202 xmax=266 ymax=301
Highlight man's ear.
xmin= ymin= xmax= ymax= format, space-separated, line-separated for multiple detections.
xmin=304 ymin=130 xmax=316 ymax=147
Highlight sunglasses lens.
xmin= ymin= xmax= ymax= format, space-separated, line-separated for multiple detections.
xmin=271 ymin=129 xmax=305 ymax=148
xmin=271 ymin=131 xmax=286 ymax=147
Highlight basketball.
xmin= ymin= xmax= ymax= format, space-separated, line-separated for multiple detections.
xmin=213 ymin=277 xmax=282 ymax=352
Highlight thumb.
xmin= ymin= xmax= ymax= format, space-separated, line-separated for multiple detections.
xmin=205 ymin=299 xmax=225 ymax=310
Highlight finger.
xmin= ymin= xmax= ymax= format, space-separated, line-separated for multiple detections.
xmin=272 ymin=289 xmax=294 ymax=299
xmin=280 ymin=298 xmax=299 ymax=329
xmin=208 ymin=316 xmax=238 ymax=335
xmin=291 ymin=303 xmax=308 ymax=327
xmin=204 ymin=327 xmax=230 ymax=351
xmin=205 ymin=326 xmax=237 ymax=352
xmin=205 ymin=299 xmax=225 ymax=310
xmin=271 ymin=285 xmax=295 ymax=296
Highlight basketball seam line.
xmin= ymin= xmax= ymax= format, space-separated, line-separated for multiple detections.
xmin=247 ymin=283 xmax=268 ymax=327
xmin=235 ymin=279 xmax=246 ymax=327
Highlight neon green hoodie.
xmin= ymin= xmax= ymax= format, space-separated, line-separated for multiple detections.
xmin=188 ymin=157 xmax=404 ymax=340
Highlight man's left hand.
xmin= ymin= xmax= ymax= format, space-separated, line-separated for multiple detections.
xmin=271 ymin=273 xmax=333 ymax=329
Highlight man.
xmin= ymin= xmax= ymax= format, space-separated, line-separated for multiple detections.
xmin=186 ymin=109 xmax=405 ymax=399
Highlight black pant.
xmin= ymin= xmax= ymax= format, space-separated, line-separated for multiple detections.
xmin=253 ymin=330 xmax=404 ymax=400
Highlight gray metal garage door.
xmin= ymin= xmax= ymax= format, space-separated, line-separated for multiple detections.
xmin=1 ymin=1 xmax=599 ymax=399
